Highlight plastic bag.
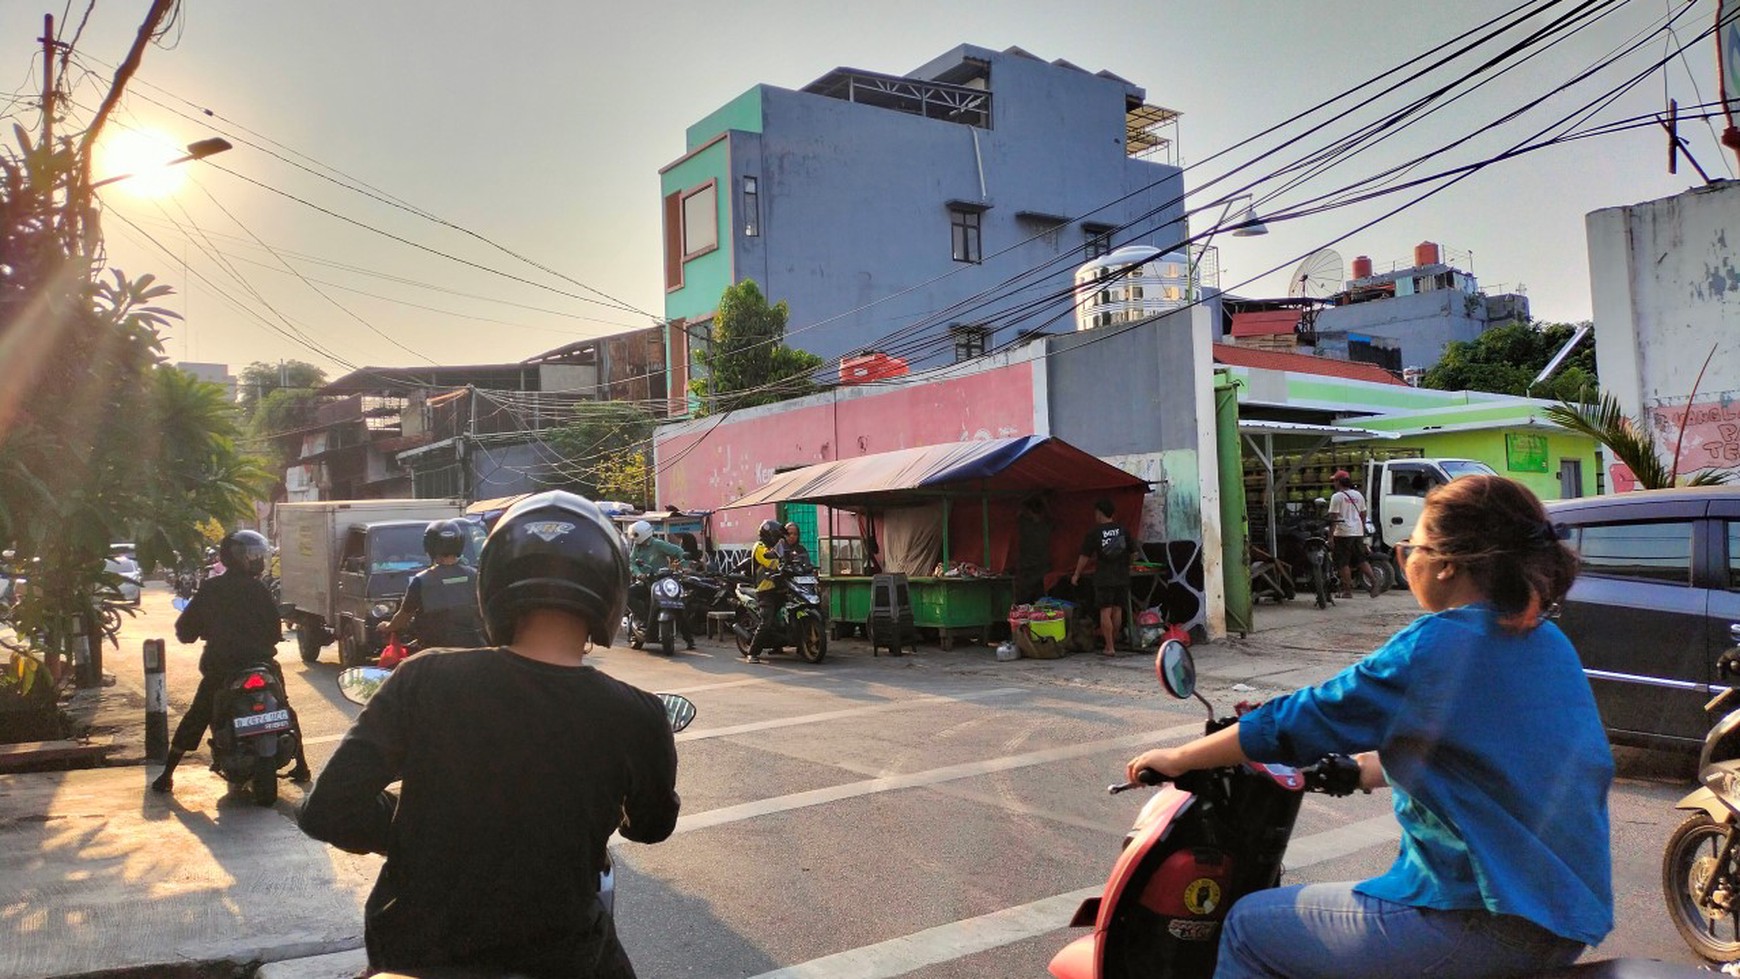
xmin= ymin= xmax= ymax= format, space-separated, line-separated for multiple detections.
xmin=378 ymin=632 xmax=409 ymax=670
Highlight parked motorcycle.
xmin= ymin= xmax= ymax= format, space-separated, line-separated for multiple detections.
xmin=679 ymin=568 xmax=735 ymax=639
xmin=1055 ymin=641 xmax=1701 ymax=979
xmin=1662 ymin=645 xmax=1740 ymax=961
xmin=1277 ymin=501 xmax=1338 ymax=609
xmin=730 ymin=561 xmax=827 ymax=663
xmin=334 ymin=665 xmax=696 ymax=918
xmin=209 ymin=664 xmax=303 ymax=806
xmin=624 ymin=568 xmax=686 ymax=656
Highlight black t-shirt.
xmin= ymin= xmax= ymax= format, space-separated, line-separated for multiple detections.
xmin=402 ymin=562 xmax=486 ymax=648
xmin=298 ymin=647 xmax=680 ymax=977
xmin=174 ymin=570 xmax=283 ymax=676
xmin=1081 ymin=523 xmax=1132 ymax=588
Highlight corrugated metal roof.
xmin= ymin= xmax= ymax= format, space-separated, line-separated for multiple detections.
xmin=1213 ymin=344 xmax=1406 ymax=386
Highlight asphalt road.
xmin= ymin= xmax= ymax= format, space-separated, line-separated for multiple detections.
xmin=104 ymin=580 xmax=1710 ymax=976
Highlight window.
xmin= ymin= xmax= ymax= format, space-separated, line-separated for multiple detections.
xmin=1130 ymin=285 xmax=1144 ymax=300
xmin=1097 ymin=289 xmax=1112 ymax=305
xmin=950 ymin=207 xmax=982 ymax=263
xmin=951 ymin=324 xmax=989 ymax=362
xmin=682 ymin=182 xmax=718 ymax=257
xmin=741 ymin=176 xmax=759 ymax=237
xmin=1730 ymin=522 xmax=1740 ymax=590
xmin=1573 ymin=521 xmax=1693 ymax=585
xmin=1083 ymin=224 xmax=1114 ymax=259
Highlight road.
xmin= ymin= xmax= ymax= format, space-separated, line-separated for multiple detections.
xmin=102 ymin=580 xmax=1707 ymax=976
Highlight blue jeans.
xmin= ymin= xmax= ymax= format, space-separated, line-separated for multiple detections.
xmin=1214 ymin=883 xmax=1586 ymax=978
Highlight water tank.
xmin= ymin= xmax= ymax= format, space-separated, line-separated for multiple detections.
xmin=1352 ymin=255 xmax=1373 ymax=279
xmin=1414 ymin=241 xmax=1441 ymax=267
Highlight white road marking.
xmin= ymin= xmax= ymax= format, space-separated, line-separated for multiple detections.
xmin=675 ymin=688 xmax=1026 ymax=742
xmin=744 ymin=813 xmax=1401 ymax=979
xmin=671 ymin=721 xmax=1205 ymax=835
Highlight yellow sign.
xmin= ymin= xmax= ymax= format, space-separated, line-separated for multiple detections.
xmin=1184 ymin=878 xmax=1222 ymax=915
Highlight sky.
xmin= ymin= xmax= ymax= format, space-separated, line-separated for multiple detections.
xmin=1 ymin=0 xmax=1732 ymax=380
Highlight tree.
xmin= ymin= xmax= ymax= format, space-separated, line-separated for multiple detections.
xmin=1421 ymin=321 xmax=1597 ymax=400
xmin=691 ymin=280 xmax=824 ymax=414
xmin=545 ymin=402 xmax=658 ymax=503
xmin=238 ymin=359 xmax=327 ymax=422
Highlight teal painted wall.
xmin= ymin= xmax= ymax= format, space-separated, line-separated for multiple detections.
xmin=662 ymin=139 xmax=733 ymax=323
xmin=686 ymin=87 xmax=763 ymax=149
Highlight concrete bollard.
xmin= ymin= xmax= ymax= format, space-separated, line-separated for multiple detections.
xmin=143 ymin=639 xmax=167 ymax=762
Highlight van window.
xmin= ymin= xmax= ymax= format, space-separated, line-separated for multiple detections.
xmin=1573 ymin=521 xmax=1693 ymax=585
xmin=1729 ymin=521 xmax=1740 ymax=591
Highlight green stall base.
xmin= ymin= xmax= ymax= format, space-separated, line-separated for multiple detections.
xmin=824 ymin=575 xmax=1014 ymax=650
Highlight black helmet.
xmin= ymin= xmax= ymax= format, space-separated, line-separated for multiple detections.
xmin=477 ymin=491 xmax=629 ymax=647
xmin=218 ymin=530 xmax=269 ymax=577
xmin=424 ymin=519 xmax=467 ymax=559
xmin=758 ymin=519 xmax=784 ymax=545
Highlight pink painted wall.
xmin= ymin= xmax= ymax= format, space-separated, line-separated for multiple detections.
xmin=1650 ymin=397 xmax=1740 ymax=472
xmin=657 ymin=361 xmax=1038 ymax=542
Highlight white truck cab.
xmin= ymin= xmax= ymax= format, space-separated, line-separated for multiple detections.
xmin=1362 ymin=458 xmax=1497 ymax=551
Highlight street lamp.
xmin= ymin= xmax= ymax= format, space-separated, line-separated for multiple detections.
xmin=90 ymin=136 xmax=232 ymax=190
xmin=1187 ymin=193 xmax=1268 ymax=300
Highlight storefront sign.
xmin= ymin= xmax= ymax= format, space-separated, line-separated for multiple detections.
xmin=1505 ymin=432 xmax=1549 ymax=473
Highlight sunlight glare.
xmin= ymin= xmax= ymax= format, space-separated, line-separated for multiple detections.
xmin=96 ymin=130 xmax=191 ymax=197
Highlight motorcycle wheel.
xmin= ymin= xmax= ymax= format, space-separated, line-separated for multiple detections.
xmin=1310 ymin=559 xmax=1330 ymax=609
xmin=250 ymin=755 xmax=278 ymax=807
xmin=796 ymin=616 xmax=826 ymax=664
xmin=1663 ymin=811 xmax=1740 ymax=960
xmin=734 ymin=608 xmax=756 ymax=657
xmin=659 ymin=617 xmax=676 ymax=657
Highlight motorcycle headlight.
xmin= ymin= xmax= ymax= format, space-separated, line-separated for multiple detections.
xmin=371 ymin=601 xmax=397 ymax=619
xmin=654 ymin=578 xmax=682 ymax=598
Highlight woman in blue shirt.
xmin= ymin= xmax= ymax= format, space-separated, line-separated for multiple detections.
xmin=1128 ymin=475 xmax=1612 ymax=978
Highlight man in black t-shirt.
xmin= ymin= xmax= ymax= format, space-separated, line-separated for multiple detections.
xmin=1071 ymin=498 xmax=1132 ymax=658
xmin=299 ymin=492 xmax=679 ymax=979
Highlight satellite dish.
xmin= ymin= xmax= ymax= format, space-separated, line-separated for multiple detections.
xmin=1288 ymin=249 xmax=1345 ymax=299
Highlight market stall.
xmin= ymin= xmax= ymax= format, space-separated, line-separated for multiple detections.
xmin=721 ymin=436 xmax=1149 ymax=650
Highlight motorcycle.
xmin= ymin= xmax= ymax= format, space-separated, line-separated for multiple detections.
xmin=1053 ymin=640 xmax=1698 ymax=979
xmin=730 ymin=561 xmax=827 ymax=663
xmin=1277 ymin=501 xmax=1338 ymax=609
xmin=334 ymin=665 xmax=695 ymax=918
xmin=209 ymin=664 xmax=303 ymax=806
xmin=1662 ymin=645 xmax=1740 ymax=962
xmin=624 ymin=568 xmax=686 ymax=656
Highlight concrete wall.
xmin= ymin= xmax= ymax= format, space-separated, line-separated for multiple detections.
xmin=1587 ymin=181 xmax=1740 ymax=477
xmin=1313 ymin=289 xmax=1488 ymax=373
xmin=664 ymin=44 xmax=1186 ymax=368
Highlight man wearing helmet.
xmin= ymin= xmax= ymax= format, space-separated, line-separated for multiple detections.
xmin=152 ymin=529 xmax=311 ymax=793
xmin=375 ymin=519 xmax=486 ymax=652
xmin=625 ymin=518 xmax=695 ymax=651
xmin=742 ymin=518 xmax=786 ymax=664
xmin=299 ymin=491 xmax=680 ymax=979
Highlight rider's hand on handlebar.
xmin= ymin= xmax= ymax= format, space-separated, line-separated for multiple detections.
xmin=1126 ymin=747 xmax=1187 ymax=783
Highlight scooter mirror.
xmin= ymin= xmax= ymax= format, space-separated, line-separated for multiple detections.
xmin=657 ymin=692 xmax=697 ymax=733
xmin=1155 ymin=639 xmax=1196 ymax=700
xmin=336 ymin=666 xmax=393 ymax=706
xmin=171 ymin=596 xmax=189 ymax=612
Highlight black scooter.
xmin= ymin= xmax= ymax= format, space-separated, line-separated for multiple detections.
xmin=1662 ymin=644 xmax=1740 ymax=962
xmin=624 ymin=568 xmax=686 ymax=656
xmin=209 ymin=664 xmax=301 ymax=806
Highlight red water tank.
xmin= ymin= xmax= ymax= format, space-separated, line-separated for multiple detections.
xmin=1352 ymin=255 xmax=1373 ymax=279
xmin=1414 ymin=241 xmax=1441 ymax=267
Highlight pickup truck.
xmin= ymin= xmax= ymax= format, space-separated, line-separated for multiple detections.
xmin=277 ymin=499 xmax=478 ymax=665
xmin=1359 ymin=458 xmax=1497 ymax=577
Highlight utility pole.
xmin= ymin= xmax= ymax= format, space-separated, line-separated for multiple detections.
xmin=39 ymin=14 xmax=54 ymax=148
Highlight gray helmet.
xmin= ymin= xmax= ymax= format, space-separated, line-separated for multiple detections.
xmin=423 ymin=519 xmax=467 ymax=559
xmin=477 ymin=491 xmax=629 ymax=647
xmin=218 ymin=530 xmax=269 ymax=577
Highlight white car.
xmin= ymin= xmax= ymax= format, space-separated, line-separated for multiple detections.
xmin=104 ymin=556 xmax=143 ymax=605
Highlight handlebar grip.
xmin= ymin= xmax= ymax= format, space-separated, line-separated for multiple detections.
xmin=1303 ymin=755 xmax=1364 ymax=797
xmin=1109 ymin=767 xmax=1166 ymax=794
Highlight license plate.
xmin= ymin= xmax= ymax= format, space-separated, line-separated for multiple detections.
xmin=233 ymin=708 xmax=291 ymax=734
xmin=793 ymin=576 xmax=818 ymax=586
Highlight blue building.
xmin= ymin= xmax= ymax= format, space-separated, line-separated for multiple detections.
xmin=659 ymin=44 xmax=1189 ymax=386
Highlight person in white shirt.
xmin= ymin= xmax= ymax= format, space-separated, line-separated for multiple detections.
xmin=1330 ymin=470 xmax=1381 ymax=599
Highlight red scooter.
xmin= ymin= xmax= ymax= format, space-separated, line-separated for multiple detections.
xmin=1050 ymin=641 xmax=1704 ymax=979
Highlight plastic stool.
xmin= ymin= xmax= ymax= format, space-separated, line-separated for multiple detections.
xmin=868 ymin=573 xmax=917 ymax=657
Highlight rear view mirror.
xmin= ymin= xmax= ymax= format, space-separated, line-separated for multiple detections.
xmin=171 ymin=596 xmax=189 ymax=612
xmin=337 ymin=666 xmax=393 ymax=706
xmin=1155 ymin=640 xmax=1195 ymax=700
xmin=658 ymin=693 xmax=696 ymax=733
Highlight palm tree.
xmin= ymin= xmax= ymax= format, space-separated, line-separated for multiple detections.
xmin=1545 ymin=393 xmax=1733 ymax=489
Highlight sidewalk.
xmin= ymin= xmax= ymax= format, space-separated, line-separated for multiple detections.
xmin=0 ymin=591 xmax=1418 ymax=979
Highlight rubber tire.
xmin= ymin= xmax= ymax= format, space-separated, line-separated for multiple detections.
xmin=659 ymin=617 xmax=676 ymax=657
xmin=1664 ymin=811 xmax=1740 ymax=961
xmin=796 ymin=616 xmax=827 ymax=664
xmin=338 ymin=624 xmax=366 ymax=668
xmin=250 ymin=754 xmax=278 ymax=807
xmin=734 ymin=608 xmax=756 ymax=657
xmin=1310 ymin=560 xmax=1330 ymax=609
xmin=297 ymin=619 xmax=323 ymax=663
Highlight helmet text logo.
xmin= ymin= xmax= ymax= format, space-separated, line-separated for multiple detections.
xmin=525 ymin=521 xmax=574 ymax=542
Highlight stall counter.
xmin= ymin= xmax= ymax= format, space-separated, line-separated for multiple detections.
xmin=823 ymin=574 xmax=1014 ymax=650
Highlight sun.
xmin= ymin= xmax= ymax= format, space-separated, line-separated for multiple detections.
xmin=95 ymin=129 xmax=193 ymax=197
